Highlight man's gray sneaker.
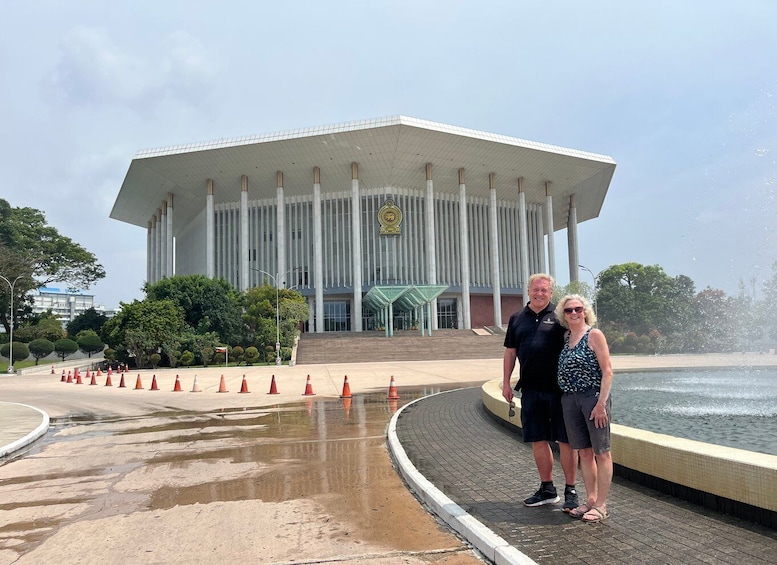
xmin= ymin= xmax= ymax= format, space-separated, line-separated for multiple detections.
xmin=523 ymin=485 xmax=560 ymax=507
xmin=562 ymin=487 xmax=579 ymax=513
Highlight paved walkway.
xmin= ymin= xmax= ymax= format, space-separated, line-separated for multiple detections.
xmin=390 ymin=387 xmax=777 ymax=564
xmin=3 ymin=354 xmax=777 ymax=564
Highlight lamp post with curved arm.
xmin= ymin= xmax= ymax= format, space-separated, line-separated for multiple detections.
xmin=0 ymin=274 xmax=25 ymax=374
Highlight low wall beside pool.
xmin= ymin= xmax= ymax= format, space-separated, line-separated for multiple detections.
xmin=481 ymin=379 xmax=777 ymax=529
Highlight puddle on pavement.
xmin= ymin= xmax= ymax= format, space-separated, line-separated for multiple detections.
xmin=1 ymin=383 xmax=484 ymax=556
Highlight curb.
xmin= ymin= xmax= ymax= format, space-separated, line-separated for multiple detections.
xmin=386 ymin=390 xmax=537 ymax=565
xmin=0 ymin=403 xmax=50 ymax=460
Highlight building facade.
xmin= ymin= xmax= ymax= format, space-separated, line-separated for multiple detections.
xmin=111 ymin=116 xmax=616 ymax=333
xmin=31 ymin=288 xmax=115 ymax=326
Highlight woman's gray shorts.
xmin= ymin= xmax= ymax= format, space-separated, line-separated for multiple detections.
xmin=561 ymin=389 xmax=611 ymax=454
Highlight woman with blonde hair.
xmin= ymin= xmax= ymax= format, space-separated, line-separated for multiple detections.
xmin=555 ymin=294 xmax=613 ymax=523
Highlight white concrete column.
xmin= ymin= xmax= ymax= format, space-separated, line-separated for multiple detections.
xmin=166 ymin=193 xmax=174 ymax=276
xmin=240 ymin=175 xmax=249 ymax=291
xmin=545 ymin=181 xmax=556 ymax=279
xmin=159 ymin=201 xmax=167 ymax=279
xmin=567 ymin=194 xmax=579 ymax=283
xmin=517 ymin=178 xmax=530 ymax=305
xmin=154 ymin=209 xmax=162 ymax=283
xmin=351 ymin=162 xmax=363 ymax=332
xmin=489 ymin=173 xmax=502 ymax=327
xmin=146 ymin=220 xmax=153 ymax=284
xmin=206 ymin=179 xmax=215 ymax=278
xmin=276 ymin=171 xmax=286 ymax=286
xmin=425 ymin=163 xmax=438 ymax=330
xmin=313 ymin=167 xmax=324 ymax=333
xmin=458 ymin=168 xmax=471 ymax=330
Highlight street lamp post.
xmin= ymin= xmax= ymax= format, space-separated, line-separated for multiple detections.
xmin=253 ymin=269 xmax=295 ymax=366
xmin=579 ymin=264 xmax=598 ymax=319
xmin=0 ymin=274 xmax=25 ymax=374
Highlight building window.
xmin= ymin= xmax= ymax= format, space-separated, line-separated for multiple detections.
xmin=323 ymin=301 xmax=351 ymax=332
xmin=437 ymin=298 xmax=458 ymax=329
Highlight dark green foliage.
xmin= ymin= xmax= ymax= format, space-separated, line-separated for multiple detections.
xmin=28 ymin=338 xmax=54 ymax=364
xmin=67 ymin=307 xmax=109 ymax=337
xmin=53 ymin=338 xmax=78 ymax=361
xmin=0 ymin=342 xmax=29 ymax=363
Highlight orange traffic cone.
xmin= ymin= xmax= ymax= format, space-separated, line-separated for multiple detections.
xmin=108 ymin=367 xmax=112 ymax=376
xmin=75 ymin=372 xmax=83 ymax=385
xmin=66 ymin=371 xmax=73 ymax=383
xmin=150 ymin=375 xmax=159 ymax=391
xmin=267 ymin=374 xmax=279 ymax=394
xmin=89 ymin=372 xmax=97 ymax=385
xmin=191 ymin=375 xmax=202 ymax=392
xmin=97 ymin=368 xmax=102 ymax=376
xmin=387 ymin=375 xmax=399 ymax=400
xmin=302 ymin=374 xmax=315 ymax=396
xmin=134 ymin=374 xmax=143 ymax=390
xmin=86 ymin=368 xmax=91 ymax=379
xmin=105 ymin=374 xmax=113 ymax=386
xmin=340 ymin=375 xmax=352 ymax=399
xmin=239 ymin=375 xmax=250 ymax=393
xmin=61 ymin=370 xmax=66 ymax=382
xmin=172 ymin=375 xmax=182 ymax=392
xmin=51 ymin=365 xmax=55 ymax=374
xmin=118 ymin=374 xmax=126 ymax=388
xmin=217 ymin=375 xmax=228 ymax=393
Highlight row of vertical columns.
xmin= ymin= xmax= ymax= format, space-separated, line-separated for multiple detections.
xmin=145 ymin=192 xmax=175 ymax=285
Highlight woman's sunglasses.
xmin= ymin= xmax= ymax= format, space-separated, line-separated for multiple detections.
xmin=563 ymin=306 xmax=584 ymax=314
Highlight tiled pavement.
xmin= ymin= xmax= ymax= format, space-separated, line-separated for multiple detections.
xmin=393 ymin=387 xmax=777 ymax=565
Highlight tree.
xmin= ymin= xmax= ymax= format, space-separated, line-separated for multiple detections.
xmin=28 ymin=338 xmax=54 ymax=364
xmin=0 ymin=342 xmax=29 ymax=364
xmin=102 ymin=299 xmax=185 ymax=369
xmin=244 ymin=285 xmax=308 ymax=350
xmin=53 ymin=338 xmax=79 ymax=361
xmin=243 ymin=346 xmax=259 ymax=365
xmin=144 ymin=275 xmax=245 ymax=344
xmin=76 ymin=330 xmax=105 ymax=358
xmin=596 ymin=263 xmax=695 ymax=337
xmin=67 ymin=307 xmax=109 ymax=337
xmin=0 ymin=198 xmax=106 ymax=334
xmin=760 ymin=261 xmax=777 ymax=349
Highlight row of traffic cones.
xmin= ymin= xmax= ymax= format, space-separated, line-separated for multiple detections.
xmin=59 ymin=370 xmax=401 ymax=399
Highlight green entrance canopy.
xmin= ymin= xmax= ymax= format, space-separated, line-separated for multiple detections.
xmin=363 ymin=284 xmax=449 ymax=336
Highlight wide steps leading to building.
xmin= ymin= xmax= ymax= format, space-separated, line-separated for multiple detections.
xmin=295 ymin=329 xmax=506 ymax=365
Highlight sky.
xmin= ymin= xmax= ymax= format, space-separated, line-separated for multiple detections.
xmin=1 ymin=1 xmax=775 ymax=309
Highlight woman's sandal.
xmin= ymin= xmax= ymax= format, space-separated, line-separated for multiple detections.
xmin=568 ymin=504 xmax=591 ymax=519
xmin=582 ymin=506 xmax=609 ymax=523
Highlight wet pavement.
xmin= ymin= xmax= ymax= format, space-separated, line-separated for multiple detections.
xmin=2 ymin=354 xmax=777 ymax=564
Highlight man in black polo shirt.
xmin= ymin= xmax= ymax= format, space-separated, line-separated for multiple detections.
xmin=503 ymin=273 xmax=579 ymax=511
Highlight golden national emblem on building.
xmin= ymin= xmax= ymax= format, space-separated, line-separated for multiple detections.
xmin=378 ymin=198 xmax=403 ymax=235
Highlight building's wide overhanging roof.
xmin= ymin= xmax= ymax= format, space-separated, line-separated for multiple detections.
xmin=111 ymin=116 xmax=616 ymax=233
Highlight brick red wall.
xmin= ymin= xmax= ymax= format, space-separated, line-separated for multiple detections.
xmin=469 ymin=294 xmax=524 ymax=328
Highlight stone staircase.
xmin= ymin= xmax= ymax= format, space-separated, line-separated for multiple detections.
xmin=294 ymin=328 xmax=506 ymax=365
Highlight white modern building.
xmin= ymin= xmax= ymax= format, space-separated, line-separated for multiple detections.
xmin=111 ymin=116 xmax=616 ymax=333
xmin=31 ymin=287 xmax=115 ymax=325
